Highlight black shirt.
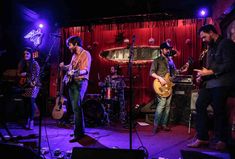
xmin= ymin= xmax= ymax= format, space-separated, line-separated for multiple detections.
xmin=204 ymin=36 xmax=235 ymax=88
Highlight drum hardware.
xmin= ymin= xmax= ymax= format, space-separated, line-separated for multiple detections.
xmin=83 ymin=75 xmax=125 ymax=127
xmin=82 ymin=92 xmax=121 ymax=127
xmin=82 ymin=99 xmax=106 ymax=127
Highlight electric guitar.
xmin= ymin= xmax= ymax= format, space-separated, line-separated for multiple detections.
xmin=18 ymin=74 xmax=36 ymax=88
xmin=52 ymin=69 xmax=67 ymax=120
xmin=153 ymin=73 xmax=175 ymax=97
xmin=153 ymin=57 xmax=194 ymax=97
xmin=18 ymin=76 xmax=29 ymax=88
xmin=63 ymin=69 xmax=79 ymax=86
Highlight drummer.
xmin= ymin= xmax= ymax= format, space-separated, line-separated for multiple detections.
xmin=103 ymin=65 xmax=127 ymax=125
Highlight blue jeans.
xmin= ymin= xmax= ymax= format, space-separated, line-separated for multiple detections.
xmin=154 ymin=95 xmax=172 ymax=127
xmin=23 ymin=97 xmax=36 ymax=121
xmin=68 ymin=79 xmax=88 ymax=137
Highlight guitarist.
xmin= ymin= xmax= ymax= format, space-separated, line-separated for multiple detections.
xmin=59 ymin=36 xmax=91 ymax=142
xmin=17 ymin=47 xmax=40 ymax=130
xmin=149 ymin=42 xmax=177 ymax=134
xmin=187 ymin=24 xmax=235 ymax=151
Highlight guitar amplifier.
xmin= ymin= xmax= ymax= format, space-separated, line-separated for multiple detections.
xmin=170 ymin=84 xmax=194 ymax=124
xmin=173 ymin=75 xmax=193 ymax=85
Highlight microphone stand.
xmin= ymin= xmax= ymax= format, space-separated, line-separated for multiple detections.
xmin=128 ymin=35 xmax=135 ymax=150
xmin=37 ymin=36 xmax=56 ymax=157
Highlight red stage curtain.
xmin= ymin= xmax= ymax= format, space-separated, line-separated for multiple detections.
xmin=58 ymin=18 xmax=210 ymax=106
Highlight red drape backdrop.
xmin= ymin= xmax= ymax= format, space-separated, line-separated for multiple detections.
xmin=54 ymin=18 xmax=212 ymax=106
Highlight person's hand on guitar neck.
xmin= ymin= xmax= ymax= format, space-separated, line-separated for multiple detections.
xmin=178 ymin=62 xmax=189 ymax=74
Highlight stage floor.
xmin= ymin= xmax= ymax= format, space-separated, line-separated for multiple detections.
xmin=0 ymin=117 xmax=233 ymax=159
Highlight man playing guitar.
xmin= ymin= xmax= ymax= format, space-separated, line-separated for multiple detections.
xmin=59 ymin=36 xmax=91 ymax=142
xmin=150 ymin=42 xmax=176 ymax=134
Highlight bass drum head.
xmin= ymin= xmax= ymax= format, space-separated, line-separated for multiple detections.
xmin=82 ymin=99 xmax=105 ymax=127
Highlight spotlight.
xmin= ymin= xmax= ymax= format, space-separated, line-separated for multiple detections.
xmin=198 ymin=8 xmax=208 ymax=17
xmin=38 ymin=23 xmax=44 ymax=28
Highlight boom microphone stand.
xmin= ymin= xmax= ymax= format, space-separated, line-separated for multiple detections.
xmin=128 ymin=35 xmax=135 ymax=150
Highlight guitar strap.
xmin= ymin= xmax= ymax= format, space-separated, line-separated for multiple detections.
xmin=71 ymin=50 xmax=84 ymax=70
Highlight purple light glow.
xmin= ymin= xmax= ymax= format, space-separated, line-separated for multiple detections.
xmin=39 ymin=23 xmax=44 ymax=28
xmin=200 ymin=10 xmax=206 ymax=16
xmin=198 ymin=8 xmax=208 ymax=17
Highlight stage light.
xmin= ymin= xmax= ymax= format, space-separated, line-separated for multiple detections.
xmin=198 ymin=8 xmax=208 ymax=17
xmin=200 ymin=10 xmax=206 ymax=16
xmin=38 ymin=23 xmax=44 ymax=28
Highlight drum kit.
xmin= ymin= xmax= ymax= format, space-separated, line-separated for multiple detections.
xmin=82 ymin=75 xmax=125 ymax=127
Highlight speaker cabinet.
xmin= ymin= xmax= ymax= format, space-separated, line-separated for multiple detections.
xmin=71 ymin=147 xmax=145 ymax=159
xmin=0 ymin=143 xmax=40 ymax=159
xmin=170 ymin=84 xmax=194 ymax=124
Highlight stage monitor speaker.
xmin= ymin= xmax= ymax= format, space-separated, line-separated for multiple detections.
xmin=71 ymin=147 xmax=145 ymax=159
xmin=181 ymin=150 xmax=223 ymax=159
xmin=0 ymin=143 xmax=40 ymax=159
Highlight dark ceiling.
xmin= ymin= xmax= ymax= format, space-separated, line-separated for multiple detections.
xmin=1 ymin=0 xmax=216 ymax=26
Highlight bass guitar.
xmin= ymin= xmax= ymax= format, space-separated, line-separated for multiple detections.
xmin=52 ymin=68 xmax=67 ymax=120
xmin=153 ymin=57 xmax=194 ymax=97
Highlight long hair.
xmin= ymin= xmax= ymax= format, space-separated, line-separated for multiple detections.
xmin=18 ymin=47 xmax=34 ymax=74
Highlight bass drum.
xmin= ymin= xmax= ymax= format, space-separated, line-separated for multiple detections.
xmin=82 ymin=99 xmax=105 ymax=127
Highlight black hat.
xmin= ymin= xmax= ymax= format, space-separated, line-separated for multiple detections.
xmin=160 ymin=42 xmax=172 ymax=49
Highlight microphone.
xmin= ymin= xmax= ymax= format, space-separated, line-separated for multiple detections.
xmin=50 ymin=33 xmax=62 ymax=37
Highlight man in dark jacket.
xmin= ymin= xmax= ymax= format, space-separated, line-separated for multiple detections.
xmin=188 ymin=24 xmax=235 ymax=151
